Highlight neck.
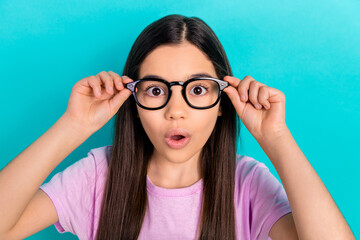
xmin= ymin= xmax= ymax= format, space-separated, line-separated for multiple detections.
xmin=147 ymin=149 xmax=202 ymax=189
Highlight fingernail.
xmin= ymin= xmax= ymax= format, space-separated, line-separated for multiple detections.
xmin=256 ymin=104 xmax=261 ymax=109
xmin=241 ymin=95 xmax=246 ymax=101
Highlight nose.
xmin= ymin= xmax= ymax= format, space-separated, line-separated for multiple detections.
xmin=164 ymin=86 xmax=188 ymax=120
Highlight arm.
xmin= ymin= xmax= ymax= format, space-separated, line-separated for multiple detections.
xmin=0 ymin=71 xmax=133 ymax=238
xmin=261 ymin=127 xmax=355 ymax=239
xmin=223 ymin=75 xmax=355 ymax=239
xmin=0 ymin=115 xmax=92 ymax=236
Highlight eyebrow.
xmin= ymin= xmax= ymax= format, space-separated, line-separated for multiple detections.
xmin=141 ymin=72 xmax=216 ymax=80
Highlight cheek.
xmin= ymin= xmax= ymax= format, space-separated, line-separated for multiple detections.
xmin=138 ymin=111 xmax=162 ymax=141
xmin=204 ymin=105 xmax=221 ymax=124
xmin=136 ymin=105 xmax=220 ymax=149
xmin=193 ymin=109 xmax=220 ymax=138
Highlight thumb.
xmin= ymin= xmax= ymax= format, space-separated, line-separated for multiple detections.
xmin=223 ymin=86 xmax=246 ymax=119
xmin=109 ymin=88 xmax=132 ymax=115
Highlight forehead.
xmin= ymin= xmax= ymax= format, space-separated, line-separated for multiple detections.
xmin=139 ymin=42 xmax=217 ymax=81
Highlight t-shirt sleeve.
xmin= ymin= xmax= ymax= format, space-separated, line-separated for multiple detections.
xmin=39 ymin=147 xmax=103 ymax=236
xmin=249 ymin=160 xmax=292 ymax=239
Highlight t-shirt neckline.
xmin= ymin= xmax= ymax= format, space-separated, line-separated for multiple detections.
xmin=146 ymin=175 xmax=203 ymax=197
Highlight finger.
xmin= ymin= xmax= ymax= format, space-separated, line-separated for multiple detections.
xmin=108 ymin=71 xmax=124 ymax=91
xmin=237 ymin=76 xmax=254 ymax=102
xmin=258 ymin=86 xmax=271 ymax=110
xmin=223 ymin=86 xmax=245 ymax=119
xmin=248 ymin=80 xmax=265 ymax=109
xmin=109 ymin=88 xmax=133 ymax=115
xmin=87 ymin=76 xmax=102 ymax=98
xmin=267 ymin=87 xmax=286 ymax=104
xmin=97 ymin=71 xmax=114 ymax=95
xmin=224 ymin=76 xmax=254 ymax=102
xmin=223 ymin=76 xmax=241 ymax=88
xmin=122 ymin=75 xmax=134 ymax=85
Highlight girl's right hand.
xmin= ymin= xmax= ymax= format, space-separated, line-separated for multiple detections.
xmin=63 ymin=71 xmax=133 ymax=134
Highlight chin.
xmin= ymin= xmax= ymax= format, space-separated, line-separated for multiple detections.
xmin=155 ymin=146 xmax=200 ymax=164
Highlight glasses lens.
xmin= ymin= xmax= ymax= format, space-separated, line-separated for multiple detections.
xmin=186 ymin=80 xmax=220 ymax=108
xmin=135 ymin=81 xmax=168 ymax=108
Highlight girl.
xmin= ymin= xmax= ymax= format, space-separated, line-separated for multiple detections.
xmin=0 ymin=14 xmax=355 ymax=240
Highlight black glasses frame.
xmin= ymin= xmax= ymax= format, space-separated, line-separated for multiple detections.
xmin=125 ymin=77 xmax=229 ymax=110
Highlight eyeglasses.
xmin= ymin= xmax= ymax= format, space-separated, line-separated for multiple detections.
xmin=124 ymin=77 xmax=229 ymax=110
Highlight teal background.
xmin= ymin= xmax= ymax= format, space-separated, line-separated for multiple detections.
xmin=1 ymin=0 xmax=359 ymax=239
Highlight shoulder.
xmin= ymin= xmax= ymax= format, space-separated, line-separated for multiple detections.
xmin=68 ymin=145 xmax=111 ymax=173
xmin=234 ymin=154 xmax=290 ymax=210
xmin=39 ymin=145 xmax=112 ymax=236
xmin=87 ymin=145 xmax=112 ymax=162
xmin=235 ymin=154 xmax=268 ymax=184
xmin=234 ymin=155 xmax=292 ymax=239
xmin=87 ymin=145 xmax=112 ymax=166
xmin=84 ymin=145 xmax=112 ymax=178
xmin=44 ymin=145 xmax=111 ymax=187
xmin=234 ymin=154 xmax=283 ymax=200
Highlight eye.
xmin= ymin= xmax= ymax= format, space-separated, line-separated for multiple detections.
xmin=145 ymin=86 xmax=166 ymax=97
xmin=189 ymin=85 xmax=208 ymax=96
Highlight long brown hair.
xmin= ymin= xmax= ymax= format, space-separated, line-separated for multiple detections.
xmin=96 ymin=14 xmax=240 ymax=240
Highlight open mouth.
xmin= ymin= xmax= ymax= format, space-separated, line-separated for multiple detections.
xmin=165 ymin=129 xmax=191 ymax=149
xmin=171 ymin=135 xmax=185 ymax=140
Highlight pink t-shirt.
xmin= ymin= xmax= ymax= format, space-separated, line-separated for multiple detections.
xmin=40 ymin=146 xmax=292 ymax=240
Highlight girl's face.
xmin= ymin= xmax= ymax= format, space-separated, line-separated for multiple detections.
xmin=137 ymin=41 xmax=222 ymax=164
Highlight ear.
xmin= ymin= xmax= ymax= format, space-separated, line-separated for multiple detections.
xmin=218 ymin=107 xmax=222 ymax=116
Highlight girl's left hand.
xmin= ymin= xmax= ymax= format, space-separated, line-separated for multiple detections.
xmin=223 ymin=75 xmax=288 ymax=141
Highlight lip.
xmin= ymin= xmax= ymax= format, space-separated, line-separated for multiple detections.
xmin=165 ymin=129 xmax=191 ymax=149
